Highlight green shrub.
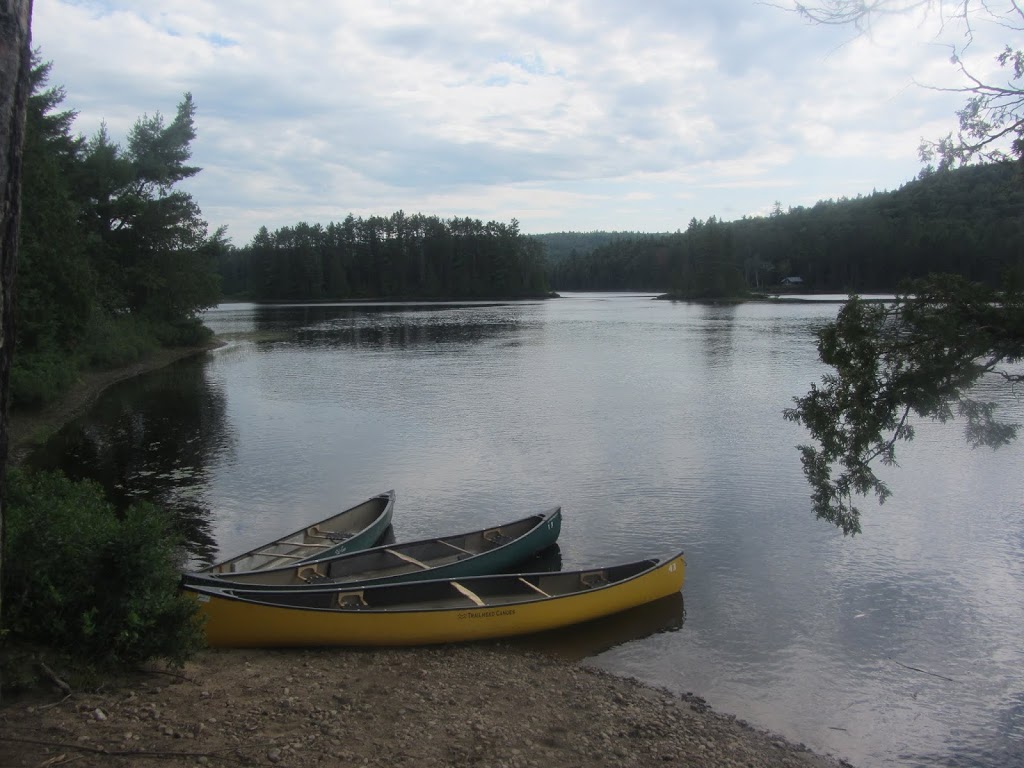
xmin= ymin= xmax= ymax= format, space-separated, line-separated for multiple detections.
xmin=79 ymin=311 xmax=158 ymax=369
xmin=153 ymin=317 xmax=214 ymax=347
xmin=10 ymin=346 xmax=80 ymax=409
xmin=2 ymin=469 xmax=204 ymax=668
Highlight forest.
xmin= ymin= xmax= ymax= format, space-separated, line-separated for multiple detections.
xmin=217 ymin=214 xmax=549 ymax=301
xmin=546 ymin=162 xmax=1024 ymax=297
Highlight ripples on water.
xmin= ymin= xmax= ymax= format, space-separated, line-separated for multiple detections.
xmin=30 ymin=295 xmax=1024 ymax=768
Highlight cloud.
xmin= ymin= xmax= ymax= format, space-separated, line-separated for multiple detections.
xmin=30 ymin=0 xmax=999 ymax=243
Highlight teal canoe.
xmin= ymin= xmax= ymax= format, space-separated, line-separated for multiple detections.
xmin=182 ymin=506 xmax=561 ymax=590
xmin=196 ymin=490 xmax=395 ymax=575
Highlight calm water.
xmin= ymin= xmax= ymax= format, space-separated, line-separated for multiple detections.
xmin=31 ymin=294 xmax=1024 ymax=768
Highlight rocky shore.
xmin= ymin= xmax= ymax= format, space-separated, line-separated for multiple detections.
xmin=1 ymin=645 xmax=850 ymax=767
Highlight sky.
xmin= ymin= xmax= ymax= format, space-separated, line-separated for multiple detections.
xmin=30 ymin=0 xmax=1015 ymax=245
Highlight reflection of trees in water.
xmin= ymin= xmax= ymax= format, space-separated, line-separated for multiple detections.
xmin=27 ymin=358 xmax=232 ymax=562
xmin=698 ymin=303 xmax=737 ymax=361
xmin=253 ymin=303 xmax=523 ymax=350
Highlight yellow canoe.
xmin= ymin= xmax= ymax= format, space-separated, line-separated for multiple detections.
xmin=187 ymin=551 xmax=685 ymax=648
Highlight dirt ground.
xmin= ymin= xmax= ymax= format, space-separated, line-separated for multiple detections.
xmin=1 ymin=344 xmax=852 ymax=768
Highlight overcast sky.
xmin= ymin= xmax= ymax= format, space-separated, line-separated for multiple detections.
xmin=31 ymin=1 xmax=1012 ymax=245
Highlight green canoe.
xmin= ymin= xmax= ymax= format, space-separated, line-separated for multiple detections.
xmin=196 ymin=490 xmax=395 ymax=575
xmin=182 ymin=505 xmax=561 ymax=590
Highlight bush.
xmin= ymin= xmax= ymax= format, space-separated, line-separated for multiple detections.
xmin=79 ymin=311 xmax=158 ymax=369
xmin=10 ymin=345 xmax=80 ymax=409
xmin=153 ymin=317 xmax=214 ymax=347
xmin=2 ymin=469 xmax=205 ymax=667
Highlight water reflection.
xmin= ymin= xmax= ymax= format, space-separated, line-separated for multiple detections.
xmin=502 ymin=543 xmax=563 ymax=574
xmin=506 ymin=592 xmax=686 ymax=661
xmin=696 ymin=303 xmax=737 ymax=362
xmin=27 ymin=359 xmax=231 ymax=562
xmin=251 ymin=302 xmax=528 ymax=351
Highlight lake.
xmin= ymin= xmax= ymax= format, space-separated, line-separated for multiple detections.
xmin=30 ymin=293 xmax=1024 ymax=767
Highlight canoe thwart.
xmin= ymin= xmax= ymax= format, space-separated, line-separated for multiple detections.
xmin=256 ymin=541 xmax=334 ymax=556
xmin=336 ymin=591 xmax=368 ymax=609
xmin=518 ymin=577 xmax=551 ymax=598
xmin=450 ymin=581 xmax=486 ymax=606
xmin=437 ymin=540 xmax=473 ymax=555
xmin=385 ymin=549 xmax=430 ymax=569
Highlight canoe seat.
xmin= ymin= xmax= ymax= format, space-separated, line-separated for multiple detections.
xmin=483 ymin=528 xmax=512 ymax=545
xmin=297 ymin=564 xmax=328 ymax=583
xmin=579 ymin=571 xmax=608 ymax=589
xmin=336 ymin=591 xmax=368 ymax=609
xmin=308 ymin=525 xmax=353 ymax=542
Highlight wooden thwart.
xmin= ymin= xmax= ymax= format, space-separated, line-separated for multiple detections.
xmin=517 ymin=578 xmax=551 ymax=597
xmin=438 ymin=540 xmax=473 ymax=554
xmin=257 ymin=541 xmax=333 ymax=556
xmin=385 ymin=549 xmax=430 ymax=569
xmin=451 ymin=581 xmax=486 ymax=606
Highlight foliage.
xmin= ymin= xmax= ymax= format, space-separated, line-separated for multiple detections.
xmin=15 ymin=55 xmax=94 ymax=405
xmin=784 ymin=274 xmax=1024 ymax=534
xmin=219 ymin=213 xmax=549 ymax=300
xmin=14 ymin=53 xmax=222 ymax=409
xmin=2 ymin=469 xmax=204 ymax=667
xmin=548 ymin=162 xmax=1024 ymax=294
xmin=531 ymin=231 xmax=652 ymax=265
xmin=9 ymin=347 xmax=79 ymax=409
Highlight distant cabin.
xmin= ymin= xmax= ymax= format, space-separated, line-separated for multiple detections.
xmin=780 ymin=276 xmax=804 ymax=286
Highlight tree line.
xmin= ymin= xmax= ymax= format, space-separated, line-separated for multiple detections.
xmin=547 ymin=162 xmax=1024 ymax=296
xmin=217 ymin=213 xmax=550 ymax=301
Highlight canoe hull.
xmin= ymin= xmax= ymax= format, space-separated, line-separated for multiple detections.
xmin=199 ymin=491 xmax=395 ymax=574
xmin=183 ymin=507 xmax=562 ymax=590
xmin=191 ymin=553 xmax=685 ymax=648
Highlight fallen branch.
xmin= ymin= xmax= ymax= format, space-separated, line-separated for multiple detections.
xmin=35 ymin=662 xmax=72 ymax=696
xmin=141 ymin=668 xmax=199 ymax=685
xmin=35 ymin=693 xmax=73 ymax=712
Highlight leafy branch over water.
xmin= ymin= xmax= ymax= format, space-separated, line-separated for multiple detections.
xmin=784 ymin=273 xmax=1024 ymax=535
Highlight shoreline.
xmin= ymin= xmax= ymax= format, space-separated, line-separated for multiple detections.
xmin=0 ymin=339 xmax=852 ymax=768
xmin=6 ymin=340 xmax=222 ymax=465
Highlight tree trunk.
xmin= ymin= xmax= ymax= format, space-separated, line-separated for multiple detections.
xmin=0 ymin=0 xmax=34 ymax=678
